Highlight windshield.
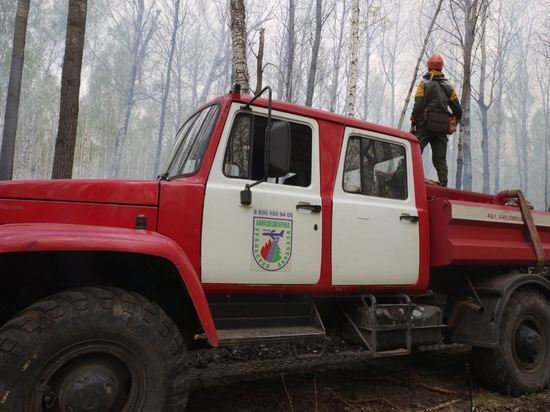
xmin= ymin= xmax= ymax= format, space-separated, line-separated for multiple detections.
xmin=163 ymin=105 xmax=220 ymax=178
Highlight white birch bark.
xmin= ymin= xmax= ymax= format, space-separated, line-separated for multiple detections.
xmin=346 ymin=0 xmax=359 ymax=117
xmin=230 ymin=0 xmax=250 ymax=95
xmin=285 ymin=0 xmax=295 ymax=102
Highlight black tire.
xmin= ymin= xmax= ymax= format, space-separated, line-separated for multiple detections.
xmin=473 ymin=289 xmax=550 ymax=396
xmin=0 ymin=287 xmax=190 ymax=411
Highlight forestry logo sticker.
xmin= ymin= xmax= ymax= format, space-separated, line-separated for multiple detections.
xmin=252 ymin=209 xmax=293 ymax=271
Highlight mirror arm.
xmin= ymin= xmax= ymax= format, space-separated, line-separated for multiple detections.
xmin=240 ymin=178 xmax=265 ymax=206
xmin=240 ymin=86 xmax=272 ymax=111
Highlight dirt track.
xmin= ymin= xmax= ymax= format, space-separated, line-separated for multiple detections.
xmin=187 ymin=349 xmax=550 ymax=411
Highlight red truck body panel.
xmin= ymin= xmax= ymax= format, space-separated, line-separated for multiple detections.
xmin=0 ymin=181 xmax=159 ymax=230
xmin=0 ymin=179 xmax=159 ymax=205
xmin=429 ymin=197 xmax=550 ymax=268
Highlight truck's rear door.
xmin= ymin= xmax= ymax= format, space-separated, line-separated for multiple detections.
xmin=331 ymin=128 xmax=420 ymax=285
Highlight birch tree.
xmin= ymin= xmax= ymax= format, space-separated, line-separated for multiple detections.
xmin=52 ymin=0 xmax=88 ymax=179
xmin=230 ymin=0 xmax=250 ymax=94
xmin=305 ymin=0 xmax=323 ymax=107
xmin=346 ymin=0 xmax=359 ymax=117
xmin=284 ymin=0 xmax=296 ymax=102
xmin=0 ymin=0 xmax=30 ymax=180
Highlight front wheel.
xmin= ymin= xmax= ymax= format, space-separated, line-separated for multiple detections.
xmin=0 ymin=287 xmax=190 ymax=411
xmin=473 ymin=289 xmax=550 ymax=396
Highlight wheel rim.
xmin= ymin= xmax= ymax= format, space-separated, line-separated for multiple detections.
xmin=28 ymin=340 xmax=147 ymax=412
xmin=512 ymin=313 xmax=547 ymax=373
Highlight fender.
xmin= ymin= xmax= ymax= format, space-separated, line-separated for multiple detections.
xmin=0 ymin=223 xmax=218 ymax=346
xmin=449 ymin=272 xmax=550 ymax=348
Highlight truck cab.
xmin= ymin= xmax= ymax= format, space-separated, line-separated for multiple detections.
xmin=159 ymin=89 xmax=429 ymax=293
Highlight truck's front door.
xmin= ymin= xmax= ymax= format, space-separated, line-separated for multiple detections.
xmin=201 ymin=105 xmax=322 ymax=285
xmin=331 ymin=128 xmax=420 ymax=285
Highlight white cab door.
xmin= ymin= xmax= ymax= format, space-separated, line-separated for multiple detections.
xmin=332 ymin=128 xmax=419 ymax=285
xmin=201 ymin=104 xmax=322 ymax=284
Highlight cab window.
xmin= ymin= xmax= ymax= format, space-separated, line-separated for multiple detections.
xmin=164 ymin=105 xmax=219 ymax=178
xmin=343 ymin=136 xmax=408 ymax=200
xmin=223 ymin=113 xmax=312 ymax=187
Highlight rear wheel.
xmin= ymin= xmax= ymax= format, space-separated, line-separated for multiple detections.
xmin=473 ymin=289 xmax=550 ymax=396
xmin=0 ymin=287 xmax=190 ymax=411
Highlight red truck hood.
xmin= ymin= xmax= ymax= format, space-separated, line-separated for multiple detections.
xmin=0 ymin=179 xmax=159 ymax=206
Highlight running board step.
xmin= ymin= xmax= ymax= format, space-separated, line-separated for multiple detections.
xmin=217 ymin=325 xmax=326 ymax=345
xmin=209 ymin=296 xmax=326 ymax=346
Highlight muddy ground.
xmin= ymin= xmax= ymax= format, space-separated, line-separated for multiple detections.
xmin=186 ymin=346 xmax=550 ymax=411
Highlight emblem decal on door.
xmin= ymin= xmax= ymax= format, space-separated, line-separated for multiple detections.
xmin=252 ymin=210 xmax=293 ymax=271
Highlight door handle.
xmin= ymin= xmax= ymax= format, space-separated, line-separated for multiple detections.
xmin=400 ymin=214 xmax=419 ymax=223
xmin=296 ymin=204 xmax=322 ymax=213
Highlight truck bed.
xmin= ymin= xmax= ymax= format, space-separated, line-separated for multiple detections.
xmin=426 ymin=185 xmax=550 ymax=268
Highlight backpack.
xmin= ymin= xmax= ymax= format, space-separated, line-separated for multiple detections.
xmin=422 ymin=80 xmax=453 ymax=135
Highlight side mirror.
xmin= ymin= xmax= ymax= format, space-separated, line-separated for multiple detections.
xmin=267 ymin=120 xmax=291 ymax=178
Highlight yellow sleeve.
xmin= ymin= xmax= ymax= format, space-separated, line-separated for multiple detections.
xmin=449 ymin=88 xmax=458 ymax=101
xmin=415 ymin=81 xmax=425 ymax=97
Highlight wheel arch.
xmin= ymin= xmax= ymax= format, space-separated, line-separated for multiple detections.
xmin=448 ymin=272 xmax=550 ymax=348
xmin=0 ymin=223 xmax=217 ymax=347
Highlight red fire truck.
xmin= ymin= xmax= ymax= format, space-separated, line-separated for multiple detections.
xmin=1 ymin=86 xmax=549 ymax=411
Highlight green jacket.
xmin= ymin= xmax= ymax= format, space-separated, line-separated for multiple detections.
xmin=411 ymin=71 xmax=462 ymax=135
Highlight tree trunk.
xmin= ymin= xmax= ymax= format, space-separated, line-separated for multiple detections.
xmin=493 ymin=82 xmax=503 ymax=192
xmin=285 ymin=0 xmax=295 ymax=102
xmin=347 ymin=0 xmax=360 ymax=117
xmin=518 ymin=46 xmax=530 ymax=194
xmin=230 ymin=0 xmax=250 ymax=94
xmin=52 ymin=0 xmax=88 ymax=179
xmin=154 ymin=0 xmax=181 ymax=176
xmin=455 ymin=0 xmax=478 ymax=191
xmin=546 ymin=121 xmax=549 ymax=210
xmin=329 ymin=0 xmax=346 ymax=112
xmin=535 ymin=49 xmax=550 ymax=208
xmin=255 ymin=27 xmax=265 ymax=95
xmin=305 ymin=0 xmax=322 ymax=107
xmin=397 ymin=0 xmax=444 ymax=130
xmin=477 ymin=9 xmax=489 ymax=193
xmin=0 ymin=0 xmax=30 ymax=180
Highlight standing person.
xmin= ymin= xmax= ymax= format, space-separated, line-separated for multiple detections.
xmin=410 ymin=54 xmax=462 ymax=187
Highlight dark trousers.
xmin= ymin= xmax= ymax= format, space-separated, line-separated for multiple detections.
xmin=418 ymin=134 xmax=448 ymax=186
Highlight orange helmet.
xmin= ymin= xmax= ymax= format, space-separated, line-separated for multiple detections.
xmin=428 ymin=54 xmax=444 ymax=70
